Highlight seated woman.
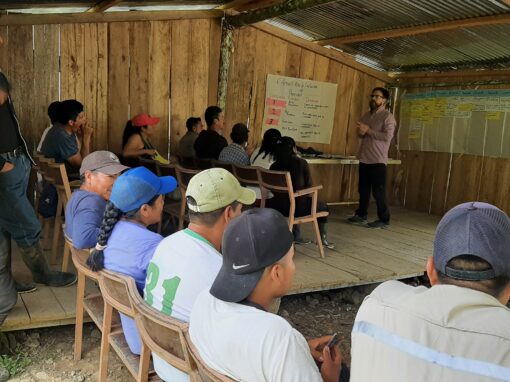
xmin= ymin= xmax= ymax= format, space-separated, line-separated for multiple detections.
xmin=87 ymin=166 xmax=177 ymax=355
xmin=122 ymin=113 xmax=169 ymax=164
xmin=250 ymin=128 xmax=281 ymax=169
xmin=268 ymin=137 xmax=334 ymax=248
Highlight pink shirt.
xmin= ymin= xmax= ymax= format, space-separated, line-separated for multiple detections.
xmin=358 ymin=108 xmax=396 ymax=165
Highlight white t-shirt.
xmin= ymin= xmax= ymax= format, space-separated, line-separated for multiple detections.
xmin=189 ymin=291 xmax=323 ymax=382
xmin=250 ymin=147 xmax=275 ymax=169
xmin=144 ymin=228 xmax=222 ymax=382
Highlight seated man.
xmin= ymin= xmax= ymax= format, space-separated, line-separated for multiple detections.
xmin=41 ymin=99 xmax=93 ymax=171
xmin=218 ymin=122 xmax=252 ymax=165
xmin=65 ymin=151 xmax=128 ymax=249
xmin=178 ymin=117 xmax=202 ymax=157
xmin=190 ymin=208 xmax=345 ymax=382
xmin=194 ymin=106 xmax=227 ymax=159
xmin=144 ymin=168 xmax=255 ymax=381
xmin=350 ymin=202 xmax=510 ymax=381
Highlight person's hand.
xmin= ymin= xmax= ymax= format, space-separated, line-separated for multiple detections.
xmin=1 ymin=162 xmax=14 ymax=173
xmin=82 ymin=121 xmax=94 ymax=139
xmin=308 ymin=336 xmax=331 ymax=363
xmin=320 ymin=344 xmax=342 ymax=382
xmin=0 ymin=89 xmax=8 ymax=106
xmin=357 ymin=122 xmax=370 ymax=136
xmin=145 ymin=149 xmax=157 ymax=157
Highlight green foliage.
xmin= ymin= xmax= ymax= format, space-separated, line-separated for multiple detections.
xmin=0 ymin=346 xmax=31 ymax=377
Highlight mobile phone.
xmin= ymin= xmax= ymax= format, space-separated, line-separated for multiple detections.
xmin=326 ymin=333 xmax=340 ymax=349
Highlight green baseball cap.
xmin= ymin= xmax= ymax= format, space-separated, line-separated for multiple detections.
xmin=186 ymin=168 xmax=256 ymax=213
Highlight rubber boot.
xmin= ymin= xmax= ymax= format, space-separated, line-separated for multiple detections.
xmin=15 ymin=280 xmax=37 ymax=294
xmin=319 ymin=222 xmax=335 ymax=249
xmin=292 ymin=226 xmax=311 ymax=244
xmin=18 ymin=242 xmax=77 ymax=287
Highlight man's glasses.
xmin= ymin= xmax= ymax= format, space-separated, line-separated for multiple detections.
xmin=371 ymin=94 xmax=384 ymax=99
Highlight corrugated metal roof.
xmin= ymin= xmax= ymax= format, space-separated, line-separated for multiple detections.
xmin=270 ymin=0 xmax=510 ymax=72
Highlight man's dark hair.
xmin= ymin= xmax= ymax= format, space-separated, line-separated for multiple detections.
xmin=47 ymin=101 xmax=61 ymax=124
xmin=204 ymin=106 xmax=222 ymax=128
xmin=186 ymin=117 xmax=201 ymax=132
xmin=372 ymin=87 xmax=390 ymax=100
xmin=230 ymin=123 xmax=249 ymax=145
xmin=56 ymin=99 xmax=84 ymax=125
xmin=437 ymin=255 xmax=510 ymax=299
xmin=187 ymin=196 xmax=239 ymax=227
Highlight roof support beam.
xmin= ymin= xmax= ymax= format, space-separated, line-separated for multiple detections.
xmin=226 ymin=0 xmax=336 ymax=27
xmin=218 ymin=0 xmax=282 ymax=12
xmin=87 ymin=0 xmax=122 ymax=13
xmin=316 ymin=13 xmax=510 ymax=46
xmin=0 ymin=9 xmax=222 ymax=25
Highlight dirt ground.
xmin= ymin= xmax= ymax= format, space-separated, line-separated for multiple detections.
xmin=3 ymin=280 xmax=423 ymax=381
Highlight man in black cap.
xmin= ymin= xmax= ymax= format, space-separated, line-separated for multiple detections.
xmin=0 ymin=53 xmax=76 ymax=326
xmin=350 ymin=202 xmax=510 ymax=381
xmin=189 ymin=208 xmax=345 ymax=382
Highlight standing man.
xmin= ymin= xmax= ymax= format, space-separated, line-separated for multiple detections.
xmin=348 ymin=87 xmax=396 ymax=228
xmin=193 ymin=106 xmax=228 ymax=159
xmin=0 ymin=43 xmax=76 ymax=326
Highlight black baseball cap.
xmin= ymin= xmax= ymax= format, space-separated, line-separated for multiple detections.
xmin=434 ymin=202 xmax=510 ymax=281
xmin=210 ymin=208 xmax=294 ymax=303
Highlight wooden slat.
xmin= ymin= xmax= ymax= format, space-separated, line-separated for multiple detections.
xmin=88 ymin=0 xmax=122 ymax=12
xmin=148 ymin=20 xmax=172 ymax=158
xmin=129 ymin=21 xmax=151 ymax=117
xmin=0 ymin=26 xmax=8 ymax=75
xmin=107 ymin=22 xmax=130 ymax=154
xmin=208 ymin=19 xmax=222 ymax=107
xmin=0 ymin=297 xmax=30 ymax=331
xmin=190 ymin=19 xmax=211 ymax=130
xmin=51 ymin=285 xmax=79 ymax=318
xmin=60 ymin=23 xmax=86 ymax=101
xmin=33 ymin=24 xmax=59 ymax=149
xmin=0 ymin=10 xmax=223 ymax=26
xmin=21 ymin=286 xmax=67 ymax=323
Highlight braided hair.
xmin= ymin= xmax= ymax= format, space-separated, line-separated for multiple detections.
xmin=86 ymin=194 xmax=161 ymax=271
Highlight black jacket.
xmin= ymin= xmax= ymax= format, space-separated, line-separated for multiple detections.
xmin=0 ymin=72 xmax=33 ymax=170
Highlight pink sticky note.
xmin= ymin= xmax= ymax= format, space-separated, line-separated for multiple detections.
xmin=268 ymin=108 xmax=282 ymax=116
xmin=265 ymin=118 xmax=279 ymax=126
xmin=265 ymin=98 xmax=276 ymax=106
xmin=274 ymin=100 xmax=287 ymax=107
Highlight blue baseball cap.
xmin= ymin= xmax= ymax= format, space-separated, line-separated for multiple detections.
xmin=109 ymin=167 xmax=177 ymax=213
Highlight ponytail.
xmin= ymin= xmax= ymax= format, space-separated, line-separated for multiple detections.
xmin=87 ymin=201 xmax=122 ymax=271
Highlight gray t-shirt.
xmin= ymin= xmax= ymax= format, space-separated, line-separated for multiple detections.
xmin=41 ymin=124 xmax=78 ymax=164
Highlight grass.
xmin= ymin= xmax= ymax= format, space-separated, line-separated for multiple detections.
xmin=0 ymin=346 xmax=32 ymax=377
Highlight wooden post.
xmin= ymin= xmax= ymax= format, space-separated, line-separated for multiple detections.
xmin=226 ymin=0 xmax=336 ymax=27
xmin=217 ymin=20 xmax=234 ymax=110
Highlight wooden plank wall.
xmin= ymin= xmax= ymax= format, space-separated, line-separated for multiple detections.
xmin=224 ymin=26 xmax=388 ymax=203
xmin=395 ymin=83 xmax=510 ymax=216
xmin=0 ymin=20 xmax=221 ymax=157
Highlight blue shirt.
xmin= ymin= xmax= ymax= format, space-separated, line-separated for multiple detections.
xmin=64 ymin=190 xmax=106 ymax=249
xmin=103 ymin=220 xmax=163 ymax=355
xmin=41 ymin=124 xmax=78 ymax=163
xmin=218 ymin=143 xmax=250 ymax=165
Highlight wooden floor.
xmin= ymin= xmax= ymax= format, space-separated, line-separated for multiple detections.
xmin=1 ymin=206 xmax=440 ymax=332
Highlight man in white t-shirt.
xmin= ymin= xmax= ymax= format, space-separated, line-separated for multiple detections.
xmin=189 ymin=208 xmax=346 ymax=382
xmin=144 ymin=168 xmax=256 ymax=381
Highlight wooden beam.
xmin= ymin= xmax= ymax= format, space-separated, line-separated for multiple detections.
xmin=87 ymin=0 xmax=122 ymax=13
xmin=218 ymin=0 xmax=282 ymax=12
xmin=252 ymin=22 xmax=391 ymax=82
xmin=317 ymin=14 xmax=510 ymax=46
xmin=392 ymin=68 xmax=510 ymax=86
xmin=0 ymin=9 xmax=223 ymax=25
xmin=393 ymin=68 xmax=510 ymax=79
xmin=227 ymin=0 xmax=335 ymax=27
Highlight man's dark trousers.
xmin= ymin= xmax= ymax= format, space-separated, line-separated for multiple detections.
xmin=355 ymin=162 xmax=390 ymax=223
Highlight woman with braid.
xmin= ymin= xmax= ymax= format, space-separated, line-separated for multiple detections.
xmin=87 ymin=166 xmax=177 ymax=355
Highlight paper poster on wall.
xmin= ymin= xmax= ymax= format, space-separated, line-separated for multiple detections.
xmin=262 ymin=74 xmax=338 ymax=144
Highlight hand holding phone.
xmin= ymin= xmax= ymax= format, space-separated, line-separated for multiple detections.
xmin=326 ymin=333 xmax=340 ymax=349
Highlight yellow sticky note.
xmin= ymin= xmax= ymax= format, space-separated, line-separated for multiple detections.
xmin=486 ymin=111 xmax=501 ymax=120
xmin=458 ymin=103 xmax=474 ymax=112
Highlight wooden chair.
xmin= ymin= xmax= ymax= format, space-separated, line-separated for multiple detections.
xmin=177 ymin=155 xmax=197 ymax=169
xmin=175 ymin=166 xmax=201 ymax=230
xmin=139 ymin=158 xmax=160 ymax=176
xmin=184 ymin=332 xmax=235 ymax=382
xmin=158 ymin=163 xmax=181 ymax=230
xmin=126 ymin=278 xmax=197 ymax=382
xmin=232 ymin=164 xmax=266 ymax=208
xmin=71 ymin=245 xmax=113 ymax=361
xmin=211 ymin=160 xmax=234 ymax=173
xmin=97 ymin=270 xmax=159 ymax=382
xmin=259 ymin=168 xmax=328 ymax=258
xmin=195 ymin=158 xmax=212 ymax=170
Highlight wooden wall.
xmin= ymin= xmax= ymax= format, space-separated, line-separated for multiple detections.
xmin=224 ymin=25 xmax=387 ymax=203
xmin=394 ymin=82 xmax=510 ymax=216
xmin=0 ymin=19 xmax=221 ymax=157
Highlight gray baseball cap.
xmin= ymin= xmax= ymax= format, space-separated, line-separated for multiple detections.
xmin=80 ymin=151 xmax=129 ymax=176
xmin=434 ymin=201 xmax=510 ymax=281
xmin=210 ymin=208 xmax=294 ymax=303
